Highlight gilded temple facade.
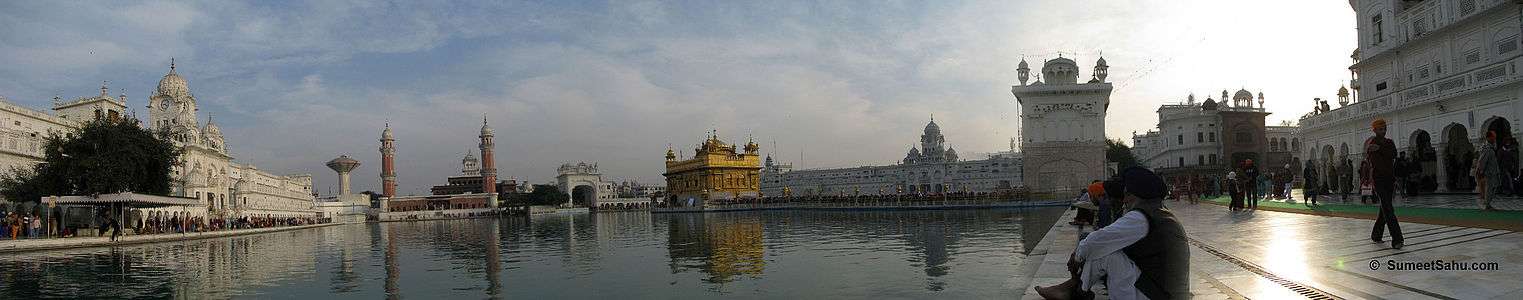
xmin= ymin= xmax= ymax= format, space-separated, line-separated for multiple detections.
xmin=663 ymin=133 xmax=762 ymax=207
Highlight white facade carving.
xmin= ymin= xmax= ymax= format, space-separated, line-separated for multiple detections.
xmin=1012 ymin=55 xmax=1112 ymax=195
xmin=144 ymin=61 xmax=317 ymax=218
xmin=1297 ymin=0 xmax=1521 ymax=192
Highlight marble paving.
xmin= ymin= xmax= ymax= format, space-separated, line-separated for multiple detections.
xmin=1019 ymin=201 xmax=1522 ymax=299
xmin=1281 ymin=190 xmax=1522 ymax=211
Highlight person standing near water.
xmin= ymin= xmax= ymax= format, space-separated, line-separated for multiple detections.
xmin=1367 ymin=118 xmax=1403 ymax=249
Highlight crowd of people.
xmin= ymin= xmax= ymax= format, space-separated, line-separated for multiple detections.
xmin=2 ymin=212 xmax=45 ymax=240
xmin=0 ymin=206 xmax=328 ymax=243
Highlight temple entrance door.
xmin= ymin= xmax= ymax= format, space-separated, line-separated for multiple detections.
xmin=572 ymin=185 xmax=597 ymax=208
xmin=1443 ymin=124 xmax=1475 ymax=191
xmin=1409 ymin=130 xmax=1438 ymax=193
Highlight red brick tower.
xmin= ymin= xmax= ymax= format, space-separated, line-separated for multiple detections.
xmin=479 ymin=116 xmax=498 ymax=207
xmin=380 ymin=122 xmax=397 ymax=198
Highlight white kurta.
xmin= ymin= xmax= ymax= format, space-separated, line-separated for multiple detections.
xmin=1074 ymin=210 xmax=1150 ymax=300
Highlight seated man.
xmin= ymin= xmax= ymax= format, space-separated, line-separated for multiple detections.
xmin=1036 ymin=167 xmax=1191 ymax=300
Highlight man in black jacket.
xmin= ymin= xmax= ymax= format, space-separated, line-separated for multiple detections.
xmin=1035 ymin=167 xmax=1190 ymax=299
xmin=1367 ymin=118 xmax=1403 ymax=249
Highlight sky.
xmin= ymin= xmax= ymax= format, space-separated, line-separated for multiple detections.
xmin=0 ymin=0 xmax=1356 ymax=196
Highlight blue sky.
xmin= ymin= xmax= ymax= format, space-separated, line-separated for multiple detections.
xmin=0 ymin=0 xmax=1355 ymax=196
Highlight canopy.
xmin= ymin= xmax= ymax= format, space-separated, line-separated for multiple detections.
xmin=46 ymin=192 xmax=202 ymax=208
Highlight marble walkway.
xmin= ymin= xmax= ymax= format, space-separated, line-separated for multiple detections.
xmin=1018 ymin=201 xmax=1522 ymax=299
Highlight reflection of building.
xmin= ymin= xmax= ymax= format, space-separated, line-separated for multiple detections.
xmin=1132 ymin=90 xmax=1299 ymax=183
xmin=663 ymin=133 xmax=761 ymax=207
xmin=1297 ymin=0 xmax=1519 ymax=192
xmin=1012 ymin=55 xmax=1111 ymax=196
xmin=665 ymin=213 xmax=765 ymax=284
xmin=760 ymin=117 xmax=1023 ymax=196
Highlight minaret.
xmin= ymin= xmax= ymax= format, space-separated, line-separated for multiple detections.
xmin=1094 ymin=56 xmax=1108 ymax=82
xmin=1016 ymin=58 xmax=1030 ymax=86
xmin=479 ymin=116 xmax=498 ymax=207
xmin=379 ymin=122 xmax=397 ymax=198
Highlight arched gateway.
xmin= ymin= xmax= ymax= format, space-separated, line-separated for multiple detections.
xmin=556 ymin=162 xmax=604 ymax=208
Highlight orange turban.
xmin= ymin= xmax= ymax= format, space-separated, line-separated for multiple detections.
xmin=1372 ymin=118 xmax=1387 ymax=129
xmin=1087 ymin=182 xmax=1105 ymax=198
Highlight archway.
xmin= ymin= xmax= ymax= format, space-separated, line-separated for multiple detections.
xmin=1321 ymin=144 xmax=1336 ymax=185
xmin=1408 ymin=130 xmax=1437 ymax=193
xmin=1442 ymin=124 xmax=1475 ymax=191
xmin=1483 ymin=116 xmax=1516 ymax=195
xmin=572 ymin=185 xmax=597 ymax=208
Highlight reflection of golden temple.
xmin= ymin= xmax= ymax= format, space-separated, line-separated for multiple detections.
xmin=702 ymin=220 xmax=765 ymax=283
xmin=663 ymin=132 xmax=761 ymax=208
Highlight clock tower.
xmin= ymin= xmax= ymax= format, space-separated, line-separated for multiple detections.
xmin=148 ymin=59 xmax=201 ymax=145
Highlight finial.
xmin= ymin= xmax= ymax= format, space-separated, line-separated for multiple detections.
xmin=482 ymin=113 xmax=487 ymax=125
xmin=170 ymin=58 xmax=176 ymax=72
xmin=930 ymin=113 xmax=934 ymax=122
xmin=100 ymin=80 xmax=109 ymax=97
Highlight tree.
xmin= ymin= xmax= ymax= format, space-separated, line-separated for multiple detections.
xmin=0 ymin=118 xmax=182 ymax=203
xmin=522 ymin=185 xmax=569 ymax=206
xmin=1106 ymin=139 xmax=1140 ymax=170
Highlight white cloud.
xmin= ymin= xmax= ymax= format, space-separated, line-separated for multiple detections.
xmin=0 ymin=0 xmax=1357 ymax=194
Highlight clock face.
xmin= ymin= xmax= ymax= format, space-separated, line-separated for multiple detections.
xmin=160 ymin=101 xmax=170 ymax=110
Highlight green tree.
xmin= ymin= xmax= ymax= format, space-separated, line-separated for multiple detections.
xmin=0 ymin=118 xmax=182 ymax=203
xmin=1106 ymin=139 xmax=1140 ymax=170
xmin=523 ymin=185 xmax=569 ymax=206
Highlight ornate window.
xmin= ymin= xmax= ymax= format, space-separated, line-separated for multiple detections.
xmin=1372 ymin=14 xmax=1384 ymax=44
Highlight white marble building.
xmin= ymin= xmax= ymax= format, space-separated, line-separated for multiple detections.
xmin=1011 ymin=55 xmax=1112 ymax=195
xmin=760 ymin=118 xmax=1024 ymax=197
xmin=0 ymin=62 xmax=317 ymax=218
xmin=1297 ymin=0 xmax=1520 ymax=192
xmin=0 ymin=85 xmax=128 ymax=176
xmin=144 ymin=61 xmax=317 ymax=219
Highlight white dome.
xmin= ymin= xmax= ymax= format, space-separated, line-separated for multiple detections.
xmin=1233 ymin=89 xmax=1254 ymax=101
xmin=156 ymin=63 xmax=190 ymax=98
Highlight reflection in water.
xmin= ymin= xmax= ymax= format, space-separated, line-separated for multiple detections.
xmin=666 ymin=213 xmax=767 ymax=285
xmin=0 ymin=207 xmax=1064 ymax=299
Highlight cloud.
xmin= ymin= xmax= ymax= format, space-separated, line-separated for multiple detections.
xmin=0 ymin=0 xmax=1356 ymax=194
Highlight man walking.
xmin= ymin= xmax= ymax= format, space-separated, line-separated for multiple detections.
xmin=1476 ymin=131 xmax=1501 ymax=210
xmin=1304 ymin=159 xmax=1319 ymax=205
xmin=1367 ymin=118 xmax=1403 ymax=249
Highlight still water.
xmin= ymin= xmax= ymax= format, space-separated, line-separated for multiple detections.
xmin=0 ymin=207 xmax=1064 ymax=299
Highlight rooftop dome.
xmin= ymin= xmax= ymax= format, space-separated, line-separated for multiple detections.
xmin=381 ymin=123 xmax=394 ymax=140
xmin=923 ymin=117 xmax=941 ymax=136
xmin=1233 ymin=89 xmax=1254 ymax=101
xmin=1041 ymin=57 xmax=1080 ymax=84
xmin=156 ymin=60 xmax=190 ymax=98
xmin=203 ymin=119 xmax=222 ymax=137
xmin=480 ymin=117 xmax=494 ymax=136
xmin=1201 ymin=98 xmax=1219 ymax=110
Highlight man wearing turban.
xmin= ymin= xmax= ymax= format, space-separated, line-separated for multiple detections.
xmin=1036 ymin=167 xmax=1190 ymax=299
xmin=1476 ymin=131 xmax=1501 ymax=210
xmin=1366 ymin=118 xmax=1403 ymax=249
